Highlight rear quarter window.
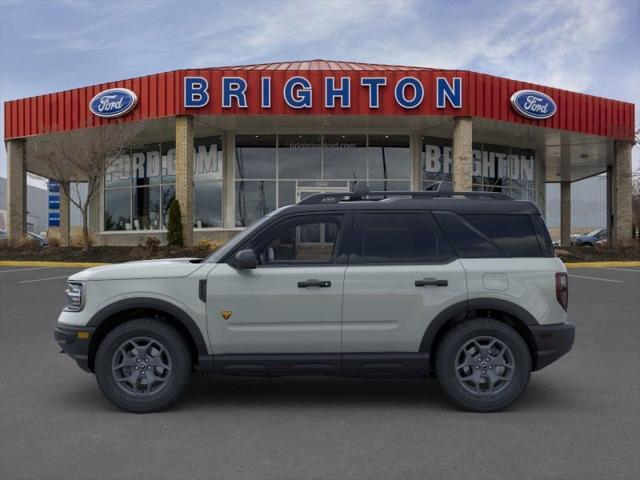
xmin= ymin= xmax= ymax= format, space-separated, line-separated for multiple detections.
xmin=434 ymin=212 xmax=543 ymax=258
xmin=433 ymin=211 xmax=503 ymax=258
xmin=461 ymin=214 xmax=542 ymax=257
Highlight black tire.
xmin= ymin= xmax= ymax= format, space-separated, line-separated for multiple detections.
xmin=95 ymin=319 xmax=192 ymax=413
xmin=435 ymin=318 xmax=531 ymax=412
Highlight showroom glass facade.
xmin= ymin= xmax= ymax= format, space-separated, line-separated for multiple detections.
xmin=104 ymin=136 xmax=223 ymax=231
xmin=103 ymin=133 xmax=536 ymax=232
xmin=422 ymin=136 xmax=536 ymax=201
xmin=235 ymin=134 xmax=410 ymax=227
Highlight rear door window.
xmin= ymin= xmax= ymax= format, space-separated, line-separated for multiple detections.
xmin=355 ymin=212 xmax=454 ymax=264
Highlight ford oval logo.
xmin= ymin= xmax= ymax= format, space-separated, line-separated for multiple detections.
xmin=510 ymin=89 xmax=556 ymax=120
xmin=89 ymin=88 xmax=138 ymax=118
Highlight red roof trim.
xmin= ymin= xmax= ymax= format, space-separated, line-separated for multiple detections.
xmin=3 ymin=60 xmax=635 ymax=141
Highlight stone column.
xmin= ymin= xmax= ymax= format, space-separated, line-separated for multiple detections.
xmin=452 ymin=117 xmax=472 ymax=191
xmin=6 ymin=139 xmax=27 ymax=244
xmin=175 ymin=116 xmax=194 ymax=245
xmin=222 ymin=133 xmax=236 ymax=229
xmin=611 ymin=141 xmax=633 ymax=247
xmin=59 ymin=182 xmax=70 ymax=247
xmin=560 ymin=181 xmax=571 ymax=246
xmin=410 ymin=133 xmax=422 ymax=190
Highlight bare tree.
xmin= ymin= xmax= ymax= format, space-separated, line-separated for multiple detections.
xmin=27 ymin=121 xmax=144 ymax=250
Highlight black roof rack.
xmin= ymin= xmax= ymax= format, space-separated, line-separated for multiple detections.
xmin=298 ymin=190 xmax=512 ymax=205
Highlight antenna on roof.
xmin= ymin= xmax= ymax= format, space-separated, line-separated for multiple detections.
xmin=351 ymin=180 xmax=370 ymax=199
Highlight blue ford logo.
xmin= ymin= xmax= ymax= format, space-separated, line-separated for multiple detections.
xmin=510 ymin=89 xmax=556 ymax=120
xmin=89 ymin=88 xmax=138 ymax=118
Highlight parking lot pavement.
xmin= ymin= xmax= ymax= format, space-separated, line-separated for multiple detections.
xmin=1 ymin=266 xmax=639 ymax=480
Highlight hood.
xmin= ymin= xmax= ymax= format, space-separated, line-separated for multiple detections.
xmin=69 ymin=258 xmax=206 ymax=282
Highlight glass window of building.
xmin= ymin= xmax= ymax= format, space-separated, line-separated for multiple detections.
xmin=278 ymin=134 xmax=322 ymax=179
xmin=323 ymin=134 xmax=367 ymax=180
xmin=423 ymin=136 xmax=536 ymax=201
xmin=422 ymin=136 xmax=453 ymax=187
xmin=104 ymin=188 xmax=131 ymax=231
xmin=236 ymin=180 xmax=276 ymax=227
xmin=234 ymin=134 xmax=411 ymax=225
xmin=194 ymin=136 xmax=223 ymax=228
xmin=368 ymin=135 xmax=410 ymax=182
xmin=103 ymin=136 xmax=223 ymax=231
xmin=236 ymin=135 xmax=277 ymax=179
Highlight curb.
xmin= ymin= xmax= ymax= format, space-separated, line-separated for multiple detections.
xmin=564 ymin=261 xmax=640 ymax=268
xmin=0 ymin=261 xmax=109 ymax=268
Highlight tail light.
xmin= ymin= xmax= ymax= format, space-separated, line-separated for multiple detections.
xmin=555 ymin=272 xmax=568 ymax=311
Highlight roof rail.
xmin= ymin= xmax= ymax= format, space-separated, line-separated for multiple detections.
xmin=297 ymin=190 xmax=512 ymax=205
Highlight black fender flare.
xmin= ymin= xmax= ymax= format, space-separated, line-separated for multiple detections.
xmin=419 ymin=298 xmax=539 ymax=353
xmin=87 ymin=297 xmax=209 ymax=356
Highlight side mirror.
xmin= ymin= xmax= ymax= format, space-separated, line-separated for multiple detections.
xmin=233 ymin=249 xmax=257 ymax=270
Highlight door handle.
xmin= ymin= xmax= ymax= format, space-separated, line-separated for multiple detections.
xmin=298 ymin=279 xmax=332 ymax=288
xmin=415 ymin=278 xmax=448 ymax=287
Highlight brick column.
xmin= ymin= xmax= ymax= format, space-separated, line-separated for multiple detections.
xmin=6 ymin=139 xmax=27 ymax=244
xmin=410 ymin=133 xmax=422 ymax=190
xmin=611 ymin=141 xmax=633 ymax=247
xmin=560 ymin=181 xmax=571 ymax=246
xmin=452 ymin=117 xmax=472 ymax=191
xmin=222 ymin=133 xmax=236 ymax=229
xmin=59 ymin=182 xmax=70 ymax=247
xmin=175 ymin=115 xmax=194 ymax=245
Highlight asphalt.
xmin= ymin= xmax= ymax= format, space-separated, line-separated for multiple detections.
xmin=1 ymin=265 xmax=639 ymax=480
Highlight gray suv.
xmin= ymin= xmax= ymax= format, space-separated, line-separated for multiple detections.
xmin=55 ymin=189 xmax=574 ymax=413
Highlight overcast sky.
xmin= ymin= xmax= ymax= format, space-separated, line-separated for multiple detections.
xmin=1 ymin=0 xmax=638 ymax=181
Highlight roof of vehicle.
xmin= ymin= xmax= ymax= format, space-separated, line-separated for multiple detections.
xmin=276 ymin=192 xmax=542 ymax=217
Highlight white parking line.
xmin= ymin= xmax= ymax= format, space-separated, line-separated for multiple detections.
xmin=0 ymin=266 xmax=55 ymax=274
xmin=568 ymin=274 xmax=624 ymax=283
xmin=600 ymin=267 xmax=640 ymax=273
xmin=18 ymin=275 xmax=69 ymax=284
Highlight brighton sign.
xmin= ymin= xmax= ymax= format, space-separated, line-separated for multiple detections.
xmin=510 ymin=89 xmax=557 ymax=120
xmin=183 ymin=75 xmax=463 ymax=110
xmin=89 ymin=88 xmax=138 ymax=118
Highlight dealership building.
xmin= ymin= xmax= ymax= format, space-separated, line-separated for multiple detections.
xmin=3 ymin=60 xmax=636 ymax=246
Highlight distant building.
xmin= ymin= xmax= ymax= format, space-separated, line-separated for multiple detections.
xmin=0 ymin=177 xmax=48 ymax=234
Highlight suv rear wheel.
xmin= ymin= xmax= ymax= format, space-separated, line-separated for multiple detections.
xmin=94 ymin=319 xmax=192 ymax=413
xmin=435 ymin=318 xmax=531 ymax=412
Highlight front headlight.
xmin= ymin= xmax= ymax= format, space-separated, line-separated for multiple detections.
xmin=64 ymin=282 xmax=84 ymax=311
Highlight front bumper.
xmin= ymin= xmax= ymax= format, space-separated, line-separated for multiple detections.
xmin=54 ymin=324 xmax=95 ymax=372
xmin=530 ymin=322 xmax=575 ymax=371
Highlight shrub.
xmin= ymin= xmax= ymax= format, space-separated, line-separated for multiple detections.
xmin=195 ymin=239 xmax=225 ymax=253
xmin=166 ymin=200 xmax=183 ymax=247
xmin=143 ymin=236 xmax=161 ymax=256
xmin=48 ymin=237 xmax=61 ymax=248
xmin=18 ymin=237 xmax=40 ymax=251
xmin=128 ymin=247 xmax=146 ymax=260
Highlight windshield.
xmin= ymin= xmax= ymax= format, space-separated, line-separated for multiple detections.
xmin=586 ymin=229 xmax=603 ymax=237
xmin=204 ymin=206 xmax=293 ymax=263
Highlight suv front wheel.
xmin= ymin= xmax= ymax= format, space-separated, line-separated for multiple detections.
xmin=435 ymin=319 xmax=531 ymax=412
xmin=94 ymin=319 xmax=192 ymax=413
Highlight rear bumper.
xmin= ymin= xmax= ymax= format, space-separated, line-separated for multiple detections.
xmin=530 ymin=322 xmax=575 ymax=371
xmin=54 ymin=324 xmax=95 ymax=372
